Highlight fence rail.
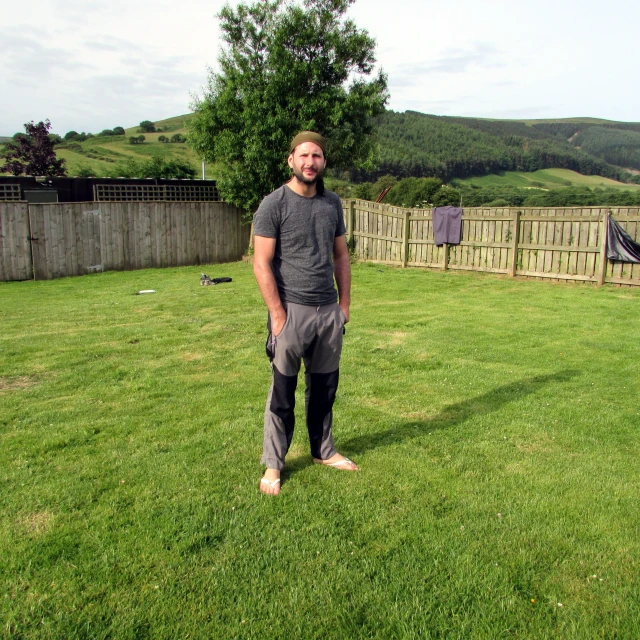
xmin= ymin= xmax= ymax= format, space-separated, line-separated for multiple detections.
xmin=1 ymin=201 xmax=250 ymax=281
xmin=94 ymin=183 xmax=220 ymax=202
xmin=0 ymin=184 xmax=21 ymax=201
xmin=343 ymin=200 xmax=640 ymax=287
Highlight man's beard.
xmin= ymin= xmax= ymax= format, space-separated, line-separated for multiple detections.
xmin=293 ymin=166 xmax=324 ymax=185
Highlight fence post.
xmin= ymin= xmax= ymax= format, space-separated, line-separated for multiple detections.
xmin=442 ymin=243 xmax=449 ymax=271
xmin=597 ymin=210 xmax=610 ymax=286
xmin=402 ymin=209 xmax=410 ymax=267
xmin=248 ymin=221 xmax=255 ymax=253
xmin=509 ymin=209 xmax=521 ymax=277
xmin=347 ymin=200 xmax=355 ymax=249
xmin=27 ymin=203 xmax=35 ymax=280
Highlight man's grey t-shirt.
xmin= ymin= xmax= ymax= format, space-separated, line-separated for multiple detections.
xmin=253 ymin=185 xmax=346 ymax=306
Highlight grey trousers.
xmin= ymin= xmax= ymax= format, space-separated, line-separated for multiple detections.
xmin=262 ymin=301 xmax=346 ymax=470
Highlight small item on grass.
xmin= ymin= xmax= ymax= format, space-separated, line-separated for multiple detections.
xmin=200 ymin=273 xmax=233 ymax=286
xmin=136 ymin=290 xmax=156 ymax=295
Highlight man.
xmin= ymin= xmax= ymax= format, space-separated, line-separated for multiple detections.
xmin=253 ymin=131 xmax=358 ymax=496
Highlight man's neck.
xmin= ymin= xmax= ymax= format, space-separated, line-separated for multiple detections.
xmin=287 ymin=177 xmax=317 ymax=198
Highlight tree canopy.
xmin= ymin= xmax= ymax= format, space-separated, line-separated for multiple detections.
xmin=188 ymin=0 xmax=388 ymax=211
xmin=1 ymin=120 xmax=66 ymax=177
xmin=111 ymin=155 xmax=197 ymax=180
xmin=333 ymin=173 xmax=640 ymax=208
xmin=139 ymin=121 xmax=156 ymax=133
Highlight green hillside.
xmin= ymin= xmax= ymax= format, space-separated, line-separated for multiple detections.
xmin=573 ymin=126 xmax=640 ymax=169
xmin=52 ymin=116 xmax=205 ymax=178
xmin=359 ymin=111 xmax=640 ymax=184
xmin=149 ymin=114 xmax=194 ymax=133
xmin=0 ymin=116 xmax=207 ymax=179
xmin=457 ymin=168 xmax=640 ymax=191
xmin=3 ymin=112 xmax=640 ymax=192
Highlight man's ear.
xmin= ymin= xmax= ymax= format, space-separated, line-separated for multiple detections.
xmin=287 ymin=153 xmax=294 ymax=169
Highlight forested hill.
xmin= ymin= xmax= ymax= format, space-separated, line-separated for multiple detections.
xmin=356 ymin=111 xmax=640 ymax=184
xmin=4 ymin=111 xmax=639 ymax=186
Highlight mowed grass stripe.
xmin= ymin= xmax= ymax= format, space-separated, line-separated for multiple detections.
xmin=1 ymin=262 xmax=639 ymax=639
xmin=458 ymin=168 xmax=640 ymax=191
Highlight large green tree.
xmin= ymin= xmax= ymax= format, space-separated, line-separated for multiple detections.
xmin=188 ymin=0 xmax=388 ymax=212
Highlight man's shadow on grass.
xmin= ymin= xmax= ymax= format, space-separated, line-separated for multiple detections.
xmin=282 ymin=369 xmax=579 ymax=481
xmin=341 ymin=369 xmax=579 ymax=456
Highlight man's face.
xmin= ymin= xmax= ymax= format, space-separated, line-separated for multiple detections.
xmin=288 ymin=142 xmax=326 ymax=185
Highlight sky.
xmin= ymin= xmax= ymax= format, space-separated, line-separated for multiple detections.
xmin=1 ymin=0 xmax=638 ymax=136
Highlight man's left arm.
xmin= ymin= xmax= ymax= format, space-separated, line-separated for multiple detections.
xmin=333 ymin=234 xmax=351 ymax=323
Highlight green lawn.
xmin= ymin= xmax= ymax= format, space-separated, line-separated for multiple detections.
xmin=1 ymin=262 xmax=639 ymax=639
xmin=457 ymin=168 xmax=640 ymax=191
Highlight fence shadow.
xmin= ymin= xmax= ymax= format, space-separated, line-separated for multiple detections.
xmin=339 ymin=369 xmax=579 ymax=456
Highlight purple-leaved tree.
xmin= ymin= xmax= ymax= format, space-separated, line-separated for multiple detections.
xmin=1 ymin=120 xmax=66 ymax=176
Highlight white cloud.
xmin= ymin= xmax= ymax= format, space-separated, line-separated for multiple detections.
xmin=1 ymin=0 xmax=639 ymax=135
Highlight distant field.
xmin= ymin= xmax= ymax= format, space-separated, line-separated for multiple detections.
xmin=56 ymin=140 xmax=204 ymax=178
xmin=0 ymin=113 xmax=207 ymax=179
xmin=457 ymin=169 xmax=640 ymax=191
xmin=462 ymin=117 xmax=618 ymax=126
xmin=519 ymin=117 xmax=621 ymax=126
xmin=141 ymin=114 xmax=194 ymax=134
xmin=52 ymin=114 xmax=207 ymax=178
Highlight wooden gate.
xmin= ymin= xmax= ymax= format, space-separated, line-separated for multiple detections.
xmin=29 ymin=203 xmax=103 ymax=280
xmin=0 ymin=202 xmax=33 ymax=281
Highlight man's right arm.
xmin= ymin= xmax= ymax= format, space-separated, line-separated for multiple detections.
xmin=253 ymin=235 xmax=287 ymax=336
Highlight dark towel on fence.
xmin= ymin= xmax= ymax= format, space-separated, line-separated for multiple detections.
xmin=432 ymin=206 xmax=463 ymax=246
xmin=607 ymin=215 xmax=640 ymax=263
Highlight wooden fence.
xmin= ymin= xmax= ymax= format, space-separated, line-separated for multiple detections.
xmin=0 ymin=201 xmax=250 ymax=281
xmin=344 ymin=200 xmax=640 ymax=287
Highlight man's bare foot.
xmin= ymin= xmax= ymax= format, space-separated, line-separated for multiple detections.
xmin=259 ymin=468 xmax=281 ymax=495
xmin=313 ymin=453 xmax=359 ymax=471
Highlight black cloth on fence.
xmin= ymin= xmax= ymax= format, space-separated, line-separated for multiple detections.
xmin=432 ymin=206 xmax=462 ymax=246
xmin=607 ymin=215 xmax=640 ymax=263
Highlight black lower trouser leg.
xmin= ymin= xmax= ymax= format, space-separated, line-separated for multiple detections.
xmin=261 ymin=365 xmax=298 ymax=470
xmin=305 ymin=369 xmax=339 ymax=460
